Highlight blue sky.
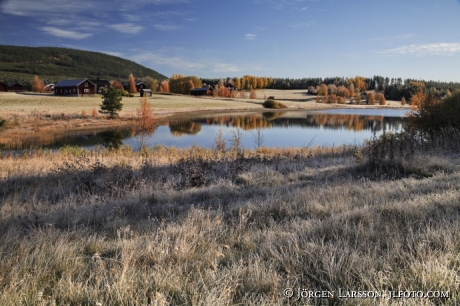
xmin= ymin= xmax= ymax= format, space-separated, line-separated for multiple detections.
xmin=1 ymin=0 xmax=460 ymax=81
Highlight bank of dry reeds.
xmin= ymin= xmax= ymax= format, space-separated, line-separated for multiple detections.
xmin=0 ymin=140 xmax=459 ymax=305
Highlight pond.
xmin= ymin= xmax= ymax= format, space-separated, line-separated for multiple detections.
xmin=46 ymin=109 xmax=409 ymax=150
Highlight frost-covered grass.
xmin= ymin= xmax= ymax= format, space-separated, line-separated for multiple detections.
xmin=0 ymin=141 xmax=459 ymax=305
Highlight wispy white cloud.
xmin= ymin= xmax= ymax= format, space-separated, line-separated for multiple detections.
xmin=300 ymin=6 xmax=308 ymax=11
xmin=368 ymin=33 xmax=417 ymax=42
xmin=212 ymin=63 xmax=243 ymax=73
xmin=131 ymin=52 xmax=205 ymax=70
xmin=290 ymin=22 xmax=309 ymax=28
xmin=141 ymin=0 xmax=189 ymax=4
xmin=121 ymin=14 xmax=142 ymax=22
xmin=130 ymin=51 xmax=245 ymax=74
xmin=378 ymin=43 xmax=460 ymax=56
xmin=154 ymin=24 xmax=180 ymax=31
xmin=255 ymin=0 xmax=309 ymax=10
xmin=42 ymin=27 xmax=92 ymax=39
xmin=46 ymin=19 xmax=72 ymax=26
xmin=245 ymin=34 xmax=257 ymax=40
xmin=109 ymin=23 xmax=144 ymax=34
xmin=3 ymin=0 xmax=86 ymax=16
xmin=99 ymin=50 xmax=124 ymax=57
xmin=152 ymin=10 xmax=189 ymax=17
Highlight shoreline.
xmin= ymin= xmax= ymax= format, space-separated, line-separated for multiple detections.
xmin=0 ymin=91 xmax=411 ymax=148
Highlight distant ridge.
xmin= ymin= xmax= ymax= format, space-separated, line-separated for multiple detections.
xmin=0 ymin=45 xmax=167 ymax=85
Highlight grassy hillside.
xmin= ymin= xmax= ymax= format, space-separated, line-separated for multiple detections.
xmin=0 ymin=45 xmax=167 ymax=86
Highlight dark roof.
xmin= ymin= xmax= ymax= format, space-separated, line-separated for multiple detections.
xmin=55 ymin=79 xmax=95 ymax=87
xmin=7 ymin=82 xmax=22 ymax=87
xmin=191 ymin=87 xmax=210 ymax=92
xmin=90 ymin=79 xmax=110 ymax=87
xmin=136 ymin=82 xmax=145 ymax=86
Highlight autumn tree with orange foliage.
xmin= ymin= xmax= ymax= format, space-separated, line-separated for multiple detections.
xmin=135 ymin=97 xmax=156 ymax=147
xmin=318 ymin=84 xmax=328 ymax=96
xmin=410 ymin=87 xmax=427 ymax=109
xmin=111 ymin=80 xmax=124 ymax=91
xmin=235 ymin=77 xmax=241 ymax=89
xmin=169 ymin=75 xmax=202 ymax=95
xmin=218 ymin=85 xmax=231 ymax=98
xmin=31 ymin=75 xmax=45 ymax=93
xmin=366 ymin=92 xmax=375 ymax=105
xmin=159 ymin=80 xmax=170 ymax=93
xmin=128 ymin=73 xmax=137 ymax=93
xmin=375 ymin=93 xmax=386 ymax=105
xmin=408 ymin=90 xmax=460 ymax=138
xmin=349 ymin=76 xmax=368 ymax=92
xmin=355 ymin=91 xmax=362 ymax=104
xmin=238 ymin=75 xmax=274 ymax=89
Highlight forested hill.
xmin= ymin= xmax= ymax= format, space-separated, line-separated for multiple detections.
xmin=0 ymin=45 xmax=167 ymax=85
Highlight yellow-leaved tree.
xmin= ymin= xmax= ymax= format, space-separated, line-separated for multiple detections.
xmin=31 ymin=75 xmax=45 ymax=93
xmin=128 ymin=73 xmax=137 ymax=93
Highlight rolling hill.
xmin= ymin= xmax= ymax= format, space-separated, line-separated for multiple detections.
xmin=0 ymin=45 xmax=167 ymax=87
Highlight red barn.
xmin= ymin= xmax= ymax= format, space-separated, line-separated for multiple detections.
xmin=0 ymin=82 xmax=7 ymax=92
xmin=54 ymin=79 xmax=96 ymax=96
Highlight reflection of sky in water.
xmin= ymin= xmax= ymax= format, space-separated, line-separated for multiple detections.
xmin=310 ymin=108 xmax=410 ymax=117
xmin=124 ymin=113 xmax=405 ymax=149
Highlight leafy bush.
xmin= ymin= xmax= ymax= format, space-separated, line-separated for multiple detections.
xmin=0 ymin=117 xmax=6 ymax=130
xmin=407 ymin=90 xmax=460 ymax=136
xmin=262 ymin=99 xmax=287 ymax=109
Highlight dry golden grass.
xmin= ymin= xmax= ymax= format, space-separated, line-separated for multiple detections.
xmin=0 ymin=140 xmax=459 ymax=305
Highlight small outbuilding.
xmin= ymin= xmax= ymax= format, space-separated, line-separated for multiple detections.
xmin=136 ymin=82 xmax=145 ymax=91
xmin=0 ymin=82 xmax=7 ymax=92
xmin=190 ymin=86 xmax=211 ymax=96
xmin=7 ymin=83 xmax=23 ymax=92
xmin=54 ymin=79 xmax=96 ymax=96
xmin=140 ymin=88 xmax=152 ymax=97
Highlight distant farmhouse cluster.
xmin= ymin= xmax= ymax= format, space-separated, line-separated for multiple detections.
xmin=0 ymin=78 xmax=151 ymax=97
xmin=0 ymin=82 xmax=23 ymax=92
xmin=52 ymin=78 xmax=152 ymax=97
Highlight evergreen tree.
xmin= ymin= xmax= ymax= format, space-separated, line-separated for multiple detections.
xmin=99 ymin=87 xmax=123 ymax=119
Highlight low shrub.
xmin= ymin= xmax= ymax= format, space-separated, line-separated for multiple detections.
xmin=262 ymin=99 xmax=287 ymax=109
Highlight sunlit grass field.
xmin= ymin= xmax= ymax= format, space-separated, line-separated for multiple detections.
xmin=0 ymin=92 xmax=262 ymax=116
xmin=0 ymin=140 xmax=459 ymax=305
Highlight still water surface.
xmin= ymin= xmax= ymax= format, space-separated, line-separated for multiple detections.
xmin=61 ymin=109 xmax=408 ymax=150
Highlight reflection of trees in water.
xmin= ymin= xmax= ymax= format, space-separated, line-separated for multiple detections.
xmin=169 ymin=121 xmax=202 ymax=136
xmin=262 ymin=112 xmax=286 ymax=120
xmin=195 ymin=115 xmax=274 ymax=130
xmin=100 ymin=131 xmax=123 ymax=150
xmin=185 ymin=113 xmax=406 ymax=133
